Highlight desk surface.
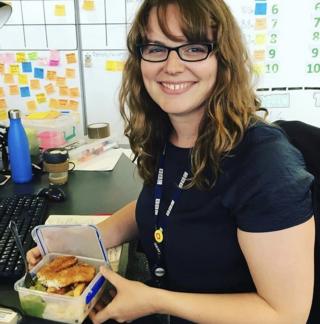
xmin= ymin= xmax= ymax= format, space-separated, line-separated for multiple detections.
xmin=0 ymin=153 xmax=142 ymax=323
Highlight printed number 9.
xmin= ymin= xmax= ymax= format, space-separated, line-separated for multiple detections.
xmin=312 ymin=48 xmax=319 ymax=58
xmin=269 ymin=49 xmax=276 ymax=58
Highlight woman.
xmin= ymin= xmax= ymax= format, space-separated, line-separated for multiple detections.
xmin=28 ymin=0 xmax=315 ymax=323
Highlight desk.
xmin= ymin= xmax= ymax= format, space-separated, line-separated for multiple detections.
xmin=0 ymin=154 xmax=143 ymax=324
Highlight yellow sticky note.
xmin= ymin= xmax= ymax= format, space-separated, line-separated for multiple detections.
xmin=47 ymin=70 xmax=57 ymax=80
xmin=55 ymin=4 xmax=66 ymax=16
xmin=253 ymin=64 xmax=264 ymax=76
xmin=49 ymin=98 xmax=58 ymax=109
xmin=4 ymin=73 xmax=14 ymax=83
xmin=18 ymin=74 xmax=28 ymax=85
xmin=10 ymin=64 xmax=20 ymax=74
xmin=105 ymin=60 xmax=125 ymax=71
xmin=59 ymin=99 xmax=68 ymax=108
xmin=68 ymin=100 xmax=79 ymax=110
xmin=0 ymin=87 xmax=4 ymax=97
xmin=56 ymin=76 xmax=66 ymax=86
xmin=254 ymin=50 xmax=266 ymax=61
xmin=69 ymin=87 xmax=80 ymax=97
xmin=255 ymin=34 xmax=266 ymax=45
xmin=255 ymin=18 xmax=267 ymax=30
xmin=0 ymin=99 xmax=7 ymax=109
xmin=0 ymin=64 xmax=4 ymax=74
xmin=59 ymin=86 xmax=69 ymax=96
xmin=26 ymin=100 xmax=37 ymax=112
xmin=28 ymin=52 xmax=38 ymax=61
xmin=82 ymin=0 xmax=95 ymax=10
xmin=65 ymin=68 xmax=75 ymax=78
xmin=16 ymin=52 xmax=26 ymax=62
xmin=45 ymin=83 xmax=55 ymax=95
xmin=0 ymin=110 xmax=7 ymax=120
xmin=66 ymin=53 xmax=77 ymax=64
xmin=9 ymin=85 xmax=19 ymax=95
xmin=36 ymin=93 xmax=47 ymax=104
xmin=30 ymin=79 xmax=40 ymax=90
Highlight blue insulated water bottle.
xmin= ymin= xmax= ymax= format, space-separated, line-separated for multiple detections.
xmin=8 ymin=109 xmax=32 ymax=183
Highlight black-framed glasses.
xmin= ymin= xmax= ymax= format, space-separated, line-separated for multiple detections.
xmin=137 ymin=42 xmax=216 ymax=62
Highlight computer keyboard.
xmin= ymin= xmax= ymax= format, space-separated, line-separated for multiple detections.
xmin=0 ymin=194 xmax=48 ymax=280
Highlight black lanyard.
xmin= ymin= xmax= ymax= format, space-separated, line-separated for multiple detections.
xmin=153 ymin=145 xmax=189 ymax=283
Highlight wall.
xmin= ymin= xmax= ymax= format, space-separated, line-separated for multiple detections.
xmin=0 ymin=0 xmax=319 ymax=144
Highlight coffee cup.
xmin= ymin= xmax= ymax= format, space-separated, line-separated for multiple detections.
xmin=42 ymin=148 xmax=75 ymax=185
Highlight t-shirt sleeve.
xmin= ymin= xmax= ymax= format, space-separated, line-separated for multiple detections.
xmin=222 ymin=127 xmax=314 ymax=232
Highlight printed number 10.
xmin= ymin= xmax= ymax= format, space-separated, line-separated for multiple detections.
xmin=307 ymin=64 xmax=320 ymax=73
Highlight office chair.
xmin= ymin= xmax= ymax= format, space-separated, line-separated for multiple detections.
xmin=274 ymin=120 xmax=320 ymax=324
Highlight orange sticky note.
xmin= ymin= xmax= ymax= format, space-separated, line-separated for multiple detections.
xmin=30 ymin=79 xmax=40 ymax=89
xmin=36 ymin=93 xmax=47 ymax=104
xmin=49 ymin=98 xmax=58 ymax=109
xmin=55 ymin=4 xmax=66 ymax=16
xmin=65 ymin=68 xmax=75 ymax=78
xmin=0 ymin=99 xmax=7 ymax=109
xmin=254 ymin=50 xmax=266 ymax=61
xmin=59 ymin=86 xmax=69 ymax=96
xmin=26 ymin=100 xmax=37 ymax=112
xmin=66 ymin=53 xmax=77 ymax=64
xmin=56 ymin=76 xmax=66 ymax=86
xmin=0 ymin=87 xmax=4 ymax=97
xmin=68 ymin=100 xmax=79 ymax=110
xmin=16 ymin=52 xmax=26 ymax=62
xmin=10 ymin=64 xmax=20 ymax=74
xmin=69 ymin=87 xmax=80 ymax=97
xmin=45 ymin=83 xmax=55 ymax=95
xmin=9 ymin=85 xmax=19 ymax=95
xmin=0 ymin=64 xmax=4 ymax=74
xmin=255 ymin=18 xmax=267 ymax=31
xmin=47 ymin=70 xmax=57 ymax=80
xmin=82 ymin=0 xmax=95 ymax=10
xmin=18 ymin=74 xmax=28 ymax=85
xmin=58 ymin=99 xmax=68 ymax=108
xmin=4 ymin=73 xmax=14 ymax=83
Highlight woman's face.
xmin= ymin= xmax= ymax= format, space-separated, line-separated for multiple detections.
xmin=141 ymin=5 xmax=218 ymax=120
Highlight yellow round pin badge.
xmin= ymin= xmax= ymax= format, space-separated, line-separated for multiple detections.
xmin=154 ymin=229 xmax=163 ymax=243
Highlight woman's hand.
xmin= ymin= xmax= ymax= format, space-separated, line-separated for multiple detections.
xmin=89 ymin=266 xmax=158 ymax=323
xmin=26 ymin=246 xmax=42 ymax=270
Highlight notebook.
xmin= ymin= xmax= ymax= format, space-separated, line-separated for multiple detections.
xmin=45 ymin=214 xmax=122 ymax=272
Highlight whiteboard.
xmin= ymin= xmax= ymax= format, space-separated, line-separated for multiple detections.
xmin=0 ymin=0 xmax=319 ymax=144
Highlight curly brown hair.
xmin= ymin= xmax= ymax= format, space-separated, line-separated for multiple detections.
xmin=119 ymin=0 xmax=262 ymax=188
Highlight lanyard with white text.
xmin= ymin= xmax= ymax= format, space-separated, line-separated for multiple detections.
xmin=153 ymin=145 xmax=189 ymax=282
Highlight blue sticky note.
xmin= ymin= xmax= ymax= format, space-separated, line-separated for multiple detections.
xmin=22 ymin=62 xmax=32 ymax=73
xmin=34 ymin=67 xmax=44 ymax=79
xmin=255 ymin=3 xmax=267 ymax=15
xmin=20 ymin=86 xmax=31 ymax=97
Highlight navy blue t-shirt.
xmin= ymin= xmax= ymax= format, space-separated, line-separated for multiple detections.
xmin=135 ymin=122 xmax=314 ymax=323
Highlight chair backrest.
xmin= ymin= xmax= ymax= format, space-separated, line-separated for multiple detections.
xmin=274 ymin=120 xmax=320 ymax=323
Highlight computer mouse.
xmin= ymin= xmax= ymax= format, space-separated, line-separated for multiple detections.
xmin=37 ymin=187 xmax=66 ymax=202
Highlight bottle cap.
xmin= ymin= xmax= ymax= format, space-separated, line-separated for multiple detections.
xmin=8 ymin=109 xmax=21 ymax=119
xmin=42 ymin=148 xmax=69 ymax=164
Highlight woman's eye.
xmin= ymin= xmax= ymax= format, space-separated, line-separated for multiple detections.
xmin=146 ymin=46 xmax=166 ymax=54
xmin=186 ymin=46 xmax=206 ymax=53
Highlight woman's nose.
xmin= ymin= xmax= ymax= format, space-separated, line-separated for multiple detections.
xmin=163 ymin=50 xmax=185 ymax=74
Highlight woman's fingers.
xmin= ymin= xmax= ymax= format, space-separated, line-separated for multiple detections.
xmin=26 ymin=247 xmax=42 ymax=269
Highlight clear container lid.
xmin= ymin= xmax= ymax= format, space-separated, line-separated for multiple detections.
xmin=31 ymin=224 xmax=108 ymax=262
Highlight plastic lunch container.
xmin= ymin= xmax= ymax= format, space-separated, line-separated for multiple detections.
xmin=14 ymin=224 xmax=109 ymax=324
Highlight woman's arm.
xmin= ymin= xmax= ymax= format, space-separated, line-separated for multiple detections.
xmin=97 ymin=200 xmax=139 ymax=248
xmin=154 ymin=217 xmax=315 ymax=324
xmin=91 ymin=217 xmax=315 ymax=324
